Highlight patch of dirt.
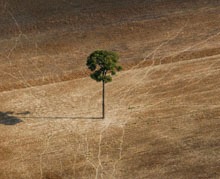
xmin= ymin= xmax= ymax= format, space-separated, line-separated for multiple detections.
xmin=0 ymin=0 xmax=220 ymax=178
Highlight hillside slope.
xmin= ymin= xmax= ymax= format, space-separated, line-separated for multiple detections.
xmin=1 ymin=0 xmax=220 ymax=91
xmin=0 ymin=53 xmax=220 ymax=178
xmin=0 ymin=0 xmax=220 ymax=178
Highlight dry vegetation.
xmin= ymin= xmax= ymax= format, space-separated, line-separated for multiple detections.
xmin=0 ymin=0 xmax=220 ymax=178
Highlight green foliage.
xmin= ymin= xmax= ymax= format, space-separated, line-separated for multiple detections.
xmin=86 ymin=50 xmax=122 ymax=83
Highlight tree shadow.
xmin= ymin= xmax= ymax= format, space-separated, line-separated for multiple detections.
xmin=0 ymin=111 xmax=23 ymax=125
xmin=14 ymin=111 xmax=103 ymax=120
xmin=0 ymin=111 xmax=103 ymax=122
xmin=19 ymin=116 xmax=103 ymax=120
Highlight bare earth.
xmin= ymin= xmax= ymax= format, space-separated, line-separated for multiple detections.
xmin=0 ymin=1 xmax=220 ymax=179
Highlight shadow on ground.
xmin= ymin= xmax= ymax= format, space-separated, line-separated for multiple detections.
xmin=0 ymin=112 xmax=23 ymax=125
xmin=0 ymin=111 xmax=103 ymax=122
xmin=14 ymin=111 xmax=103 ymax=120
xmin=19 ymin=116 xmax=103 ymax=120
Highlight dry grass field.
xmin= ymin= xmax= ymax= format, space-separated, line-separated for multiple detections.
xmin=0 ymin=0 xmax=220 ymax=178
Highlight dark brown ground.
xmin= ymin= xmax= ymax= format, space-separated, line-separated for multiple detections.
xmin=0 ymin=0 xmax=220 ymax=178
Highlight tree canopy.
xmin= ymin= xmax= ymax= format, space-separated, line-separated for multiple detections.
xmin=86 ymin=50 xmax=122 ymax=83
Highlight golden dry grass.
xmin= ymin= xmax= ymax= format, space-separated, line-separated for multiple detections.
xmin=0 ymin=1 xmax=220 ymax=179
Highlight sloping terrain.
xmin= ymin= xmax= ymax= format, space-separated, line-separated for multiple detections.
xmin=1 ymin=0 xmax=220 ymax=91
xmin=0 ymin=0 xmax=220 ymax=179
xmin=0 ymin=52 xmax=220 ymax=179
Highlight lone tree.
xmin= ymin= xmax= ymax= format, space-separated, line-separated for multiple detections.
xmin=86 ymin=50 xmax=122 ymax=119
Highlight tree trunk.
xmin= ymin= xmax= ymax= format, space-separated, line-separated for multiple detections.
xmin=102 ymin=80 xmax=105 ymax=119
